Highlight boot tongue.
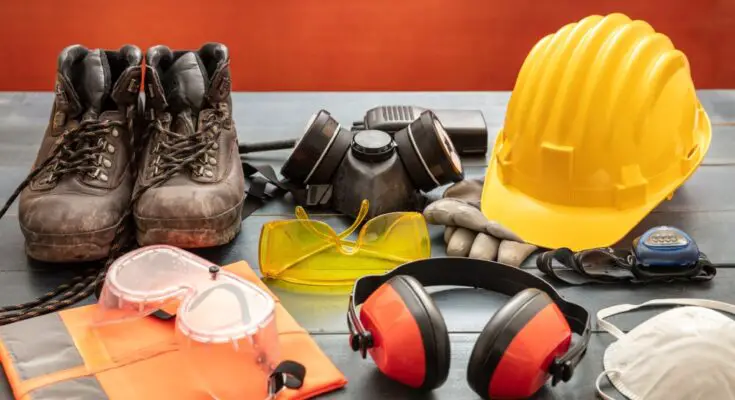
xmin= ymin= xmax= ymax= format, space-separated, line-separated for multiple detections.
xmin=77 ymin=50 xmax=111 ymax=118
xmin=164 ymin=52 xmax=208 ymax=115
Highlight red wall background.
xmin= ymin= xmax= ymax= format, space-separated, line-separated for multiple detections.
xmin=0 ymin=0 xmax=732 ymax=91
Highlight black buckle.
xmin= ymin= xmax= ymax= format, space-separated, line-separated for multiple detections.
xmin=347 ymin=300 xmax=373 ymax=359
xmin=267 ymin=361 xmax=306 ymax=396
xmin=246 ymin=176 xmax=273 ymax=201
xmin=305 ymin=184 xmax=332 ymax=206
xmin=549 ymin=358 xmax=574 ymax=386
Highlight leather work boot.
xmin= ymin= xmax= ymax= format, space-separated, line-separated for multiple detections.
xmin=134 ymin=43 xmax=245 ymax=247
xmin=18 ymin=45 xmax=143 ymax=262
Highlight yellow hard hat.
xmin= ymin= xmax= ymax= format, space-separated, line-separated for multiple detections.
xmin=481 ymin=13 xmax=711 ymax=251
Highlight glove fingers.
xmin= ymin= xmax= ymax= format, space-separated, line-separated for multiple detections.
xmin=423 ymin=200 xmax=456 ymax=226
xmin=468 ymin=233 xmax=500 ymax=261
xmin=497 ymin=240 xmax=538 ymax=267
xmin=443 ymin=179 xmax=484 ymax=203
xmin=444 ymin=226 xmax=456 ymax=244
xmin=446 ymin=228 xmax=476 ymax=257
xmin=485 ymin=221 xmax=524 ymax=243
xmin=424 ymin=198 xmax=488 ymax=231
xmin=453 ymin=203 xmax=490 ymax=232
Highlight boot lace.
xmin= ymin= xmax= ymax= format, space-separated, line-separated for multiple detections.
xmin=150 ymin=110 xmax=222 ymax=178
xmin=0 ymin=107 xmax=227 ymax=325
xmin=0 ymin=119 xmax=123 ymax=220
xmin=44 ymin=120 xmax=124 ymax=184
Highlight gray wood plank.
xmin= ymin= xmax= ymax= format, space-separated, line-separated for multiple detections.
xmin=313 ymin=331 xmax=621 ymax=400
xmin=0 ymin=91 xmax=734 ymax=400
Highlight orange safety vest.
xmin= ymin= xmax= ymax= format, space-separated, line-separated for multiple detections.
xmin=0 ymin=261 xmax=347 ymax=399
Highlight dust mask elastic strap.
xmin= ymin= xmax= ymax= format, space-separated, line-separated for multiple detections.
xmin=597 ymin=298 xmax=735 ymax=339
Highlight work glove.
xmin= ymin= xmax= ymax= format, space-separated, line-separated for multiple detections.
xmin=423 ymin=179 xmax=537 ymax=267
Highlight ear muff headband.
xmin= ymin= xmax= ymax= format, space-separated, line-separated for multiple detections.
xmin=347 ymin=257 xmax=590 ymax=383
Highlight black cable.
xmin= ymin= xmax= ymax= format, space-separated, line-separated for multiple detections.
xmin=238 ymin=139 xmax=296 ymax=154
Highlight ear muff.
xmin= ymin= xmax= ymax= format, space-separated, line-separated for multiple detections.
xmin=281 ymin=110 xmax=353 ymax=185
xmin=394 ymin=110 xmax=464 ymax=192
xmin=358 ymin=275 xmax=450 ymax=390
xmin=467 ymin=288 xmax=573 ymax=399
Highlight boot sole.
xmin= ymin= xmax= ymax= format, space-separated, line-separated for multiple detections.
xmin=20 ymin=222 xmax=123 ymax=263
xmin=135 ymin=201 xmax=243 ymax=248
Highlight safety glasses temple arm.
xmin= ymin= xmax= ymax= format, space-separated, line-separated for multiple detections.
xmin=347 ymin=248 xmax=413 ymax=263
xmin=265 ymin=242 xmax=339 ymax=276
xmin=338 ymin=200 xmax=370 ymax=239
xmin=294 ymin=200 xmax=369 ymax=241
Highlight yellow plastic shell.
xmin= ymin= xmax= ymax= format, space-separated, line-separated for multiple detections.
xmin=481 ymin=13 xmax=711 ymax=251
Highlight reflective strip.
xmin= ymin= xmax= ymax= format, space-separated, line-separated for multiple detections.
xmin=29 ymin=376 xmax=107 ymax=400
xmin=0 ymin=313 xmax=83 ymax=380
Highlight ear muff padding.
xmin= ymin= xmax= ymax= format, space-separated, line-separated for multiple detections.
xmin=390 ymin=275 xmax=450 ymax=390
xmin=466 ymin=288 xmax=553 ymax=398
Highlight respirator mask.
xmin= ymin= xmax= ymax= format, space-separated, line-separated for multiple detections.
xmin=596 ymin=298 xmax=735 ymax=400
xmin=259 ymin=109 xmax=464 ymax=219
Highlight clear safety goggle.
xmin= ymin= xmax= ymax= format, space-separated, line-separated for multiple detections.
xmin=258 ymin=200 xmax=431 ymax=286
xmin=93 ymin=245 xmax=285 ymax=399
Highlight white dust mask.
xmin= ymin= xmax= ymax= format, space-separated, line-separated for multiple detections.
xmin=595 ymin=298 xmax=735 ymax=400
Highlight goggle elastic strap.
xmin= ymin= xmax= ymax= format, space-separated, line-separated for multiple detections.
xmin=267 ymin=360 xmax=307 ymax=397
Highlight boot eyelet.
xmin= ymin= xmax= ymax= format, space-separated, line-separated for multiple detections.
xmin=102 ymin=158 xmax=112 ymax=168
xmin=107 ymin=144 xmax=115 ymax=153
xmin=211 ymin=142 xmax=219 ymax=150
xmin=99 ymin=172 xmax=109 ymax=182
xmin=204 ymin=169 xmax=214 ymax=178
xmin=111 ymin=128 xmax=119 ymax=137
xmin=208 ymin=158 xmax=217 ymax=166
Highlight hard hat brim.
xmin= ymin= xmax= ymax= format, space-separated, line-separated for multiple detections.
xmin=480 ymin=108 xmax=711 ymax=251
xmin=480 ymin=162 xmax=649 ymax=251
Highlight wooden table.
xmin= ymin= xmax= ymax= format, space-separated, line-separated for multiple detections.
xmin=1 ymin=91 xmax=734 ymax=399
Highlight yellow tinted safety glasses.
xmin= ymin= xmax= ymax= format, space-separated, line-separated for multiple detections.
xmin=259 ymin=200 xmax=430 ymax=286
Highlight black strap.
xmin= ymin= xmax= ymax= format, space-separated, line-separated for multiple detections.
xmin=537 ymin=247 xmax=717 ymax=284
xmin=348 ymin=257 xmax=590 ymax=382
xmin=268 ymin=360 xmax=307 ymax=395
xmin=241 ymin=161 xmax=337 ymax=219
xmin=240 ymin=162 xmax=293 ymax=220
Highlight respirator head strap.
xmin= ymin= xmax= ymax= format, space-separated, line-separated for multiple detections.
xmin=241 ymin=161 xmax=316 ymax=219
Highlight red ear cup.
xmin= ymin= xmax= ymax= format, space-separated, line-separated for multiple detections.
xmin=467 ymin=288 xmax=572 ymax=399
xmin=359 ymin=275 xmax=450 ymax=390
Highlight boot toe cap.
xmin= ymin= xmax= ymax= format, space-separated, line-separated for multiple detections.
xmin=19 ymin=193 xmax=124 ymax=235
xmin=134 ymin=182 xmax=243 ymax=228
